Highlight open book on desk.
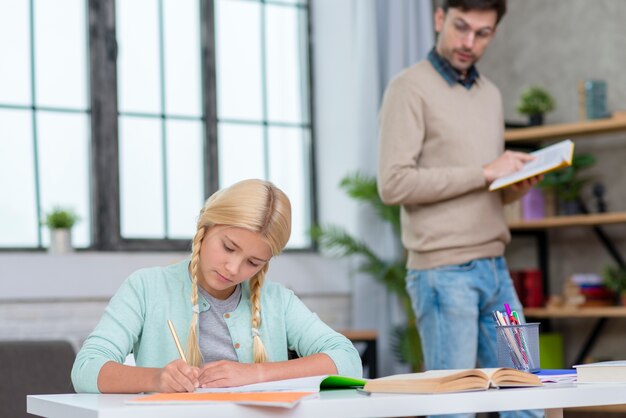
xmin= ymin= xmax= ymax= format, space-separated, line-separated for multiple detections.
xmin=489 ymin=139 xmax=574 ymax=191
xmin=363 ymin=368 xmax=541 ymax=394
xmin=196 ymin=374 xmax=366 ymax=393
xmin=126 ymin=375 xmax=365 ymax=408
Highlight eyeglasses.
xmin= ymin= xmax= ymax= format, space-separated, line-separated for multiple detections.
xmin=452 ymin=19 xmax=494 ymax=41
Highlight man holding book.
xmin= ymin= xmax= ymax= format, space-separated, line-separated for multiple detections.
xmin=377 ymin=1 xmax=541 ymax=417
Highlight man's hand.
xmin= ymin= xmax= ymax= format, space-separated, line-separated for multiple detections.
xmin=483 ymin=151 xmax=535 ymax=184
xmin=154 ymin=359 xmax=200 ymax=393
xmin=198 ymin=360 xmax=262 ymax=388
xmin=510 ymin=174 xmax=544 ymax=194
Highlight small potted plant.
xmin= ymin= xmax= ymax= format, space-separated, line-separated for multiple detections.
xmin=538 ymin=153 xmax=596 ymax=215
xmin=517 ymin=86 xmax=556 ymax=126
xmin=43 ymin=206 xmax=80 ymax=254
xmin=603 ymin=265 xmax=626 ymax=306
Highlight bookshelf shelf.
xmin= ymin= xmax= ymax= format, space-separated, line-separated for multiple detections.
xmin=509 ymin=212 xmax=626 ymax=230
xmin=524 ymin=306 xmax=626 ymax=318
xmin=504 ymin=111 xmax=626 ymax=143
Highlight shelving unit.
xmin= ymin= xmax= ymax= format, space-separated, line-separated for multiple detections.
xmin=524 ymin=306 xmax=626 ymax=319
xmin=506 ymin=114 xmax=626 ymax=369
xmin=509 ymin=212 xmax=626 ymax=230
xmin=505 ymin=111 xmax=626 ymax=143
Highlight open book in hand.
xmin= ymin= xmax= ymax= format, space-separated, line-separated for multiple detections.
xmin=489 ymin=139 xmax=575 ymax=191
xmin=363 ymin=368 xmax=542 ymax=394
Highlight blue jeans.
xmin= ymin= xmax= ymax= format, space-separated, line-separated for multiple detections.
xmin=406 ymin=257 xmax=542 ymax=418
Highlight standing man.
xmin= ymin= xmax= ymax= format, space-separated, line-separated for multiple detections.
xmin=378 ymin=1 xmax=541 ymax=417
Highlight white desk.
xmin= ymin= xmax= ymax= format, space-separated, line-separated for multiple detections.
xmin=27 ymin=383 xmax=626 ymax=418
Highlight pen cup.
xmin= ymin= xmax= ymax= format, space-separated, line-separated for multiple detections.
xmin=496 ymin=322 xmax=540 ymax=373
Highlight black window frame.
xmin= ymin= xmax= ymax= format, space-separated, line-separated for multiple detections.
xmin=88 ymin=0 xmax=316 ymax=252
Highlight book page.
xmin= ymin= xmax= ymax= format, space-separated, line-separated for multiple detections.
xmin=489 ymin=139 xmax=574 ymax=191
xmin=196 ymin=375 xmax=365 ymax=393
xmin=491 ymin=368 xmax=542 ymax=387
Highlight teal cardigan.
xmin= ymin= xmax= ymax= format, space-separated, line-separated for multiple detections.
xmin=71 ymin=260 xmax=363 ymax=393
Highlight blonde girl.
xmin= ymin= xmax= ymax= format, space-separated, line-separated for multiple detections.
xmin=72 ymin=179 xmax=362 ymax=393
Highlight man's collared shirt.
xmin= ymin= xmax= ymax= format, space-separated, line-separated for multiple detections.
xmin=427 ymin=48 xmax=479 ymax=89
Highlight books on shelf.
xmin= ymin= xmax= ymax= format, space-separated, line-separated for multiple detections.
xmin=362 ymin=368 xmax=541 ymax=394
xmin=510 ymin=269 xmax=544 ymax=308
xmin=490 ymin=139 xmax=575 ymax=191
xmin=575 ymin=360 xmax=626 ymax=383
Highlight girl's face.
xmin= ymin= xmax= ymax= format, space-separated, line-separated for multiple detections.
xmin=197 ymin=225 xmax=272 ymax=300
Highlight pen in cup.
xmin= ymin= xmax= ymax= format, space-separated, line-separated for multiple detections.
xmin=167 ymin=319 xmax=187 ymax=363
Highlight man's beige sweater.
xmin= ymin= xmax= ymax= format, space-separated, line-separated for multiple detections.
xmin=378 ymin=60 xmax=512 ymax=270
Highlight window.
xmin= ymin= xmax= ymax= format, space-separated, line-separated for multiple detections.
xmin=0 ymin=0 xmax=313 ymax=251
xmin=214 ymin=0 xmax=313 ymax=248
xmin=0 ymin=0 xmax=91 ymax=248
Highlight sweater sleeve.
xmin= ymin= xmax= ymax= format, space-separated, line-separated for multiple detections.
xmin=71 ymin=274 xmax=146 ymax=393
xmin=283 ymin=289 xmax=363 ymax=378
xmin=377 ymin=76 xmax=487 ymax=206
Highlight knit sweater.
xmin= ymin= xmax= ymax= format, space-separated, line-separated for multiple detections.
xmin=378 ymin=60 xmax=511 ymax=270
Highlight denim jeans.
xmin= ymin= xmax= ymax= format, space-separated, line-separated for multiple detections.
xmin=406 ymin=257 xmax=543 ymax=418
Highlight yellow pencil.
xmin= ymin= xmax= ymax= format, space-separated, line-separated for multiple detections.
xmin=167 ymin=319 xmax=187 ymax=363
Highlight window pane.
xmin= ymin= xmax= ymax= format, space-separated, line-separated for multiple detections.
xmin=215 ymin=0 xmax=263 ymax=120
xmin=0 ymin=109 xmax=38 ymax=246
xmin=37 ymin=112 xmax=91 ymax=248
xmin=117 ymin=0 xmax=161 ymax=114
xmin=268 ymin=126 xmax=310 ymax=248
xmin=119 ymin=117 xmax=165 ymax=238
xmin=163 ymin=0 xmax=202 ymax=117
xmin=0 ymin=1 xmax=31 ymax=105
xmin=218 ymin=123 xmax=265 ymax=187
xmin=166 ymin=119 xmax=204 ymax=239
xmin=34 ymin=0 xmax=88 ymax=109
xmin=269 ymin=0 xmax=306 ymax=5
xmin=266 ymin=5 xmax=309 ymax=124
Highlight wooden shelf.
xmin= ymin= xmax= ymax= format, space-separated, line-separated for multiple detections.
xmin=508 ymin=212 xmax=626 ymax=230
xmin=524 ymin=306 xmax=626 ymax=318
xmin=504 ymin=111 xmax=626 ymax=143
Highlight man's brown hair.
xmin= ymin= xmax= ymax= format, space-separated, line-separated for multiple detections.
xmin=441 ymin=0 xmax=507 ymax=24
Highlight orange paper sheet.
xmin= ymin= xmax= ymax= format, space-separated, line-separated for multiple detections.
xmin=128 ymin=391 xmax=317 ymax=408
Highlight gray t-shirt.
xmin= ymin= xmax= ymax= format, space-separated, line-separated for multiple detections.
xmin=197 ymin=284 xmax=242 ymax=363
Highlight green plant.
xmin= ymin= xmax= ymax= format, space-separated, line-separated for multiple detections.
xmin=44 ymin=207 xmax=80 ymax=229
xmin=310 ymin=172 xmax=422 ymax=371
xmin=517 ymin=86 xmax=556 ymax=115
xmin=539 ymin=153 xmax=596 ymax=202
xmin=603 ymin=265 xmax=626 ymax=297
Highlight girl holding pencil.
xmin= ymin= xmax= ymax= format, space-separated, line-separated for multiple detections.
xmin=71 ymin=179 xmax=362 ymax=393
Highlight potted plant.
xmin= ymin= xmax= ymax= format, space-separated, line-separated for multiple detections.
xmin=43 ymin=206 xmax=80 ymax=254
xmin=310 ymin=173 xmax=422 ymax=372
xmin=538 ymin=153 xmax=596 ymax=215
xmin=517 ymin=86 xmax=556 ymax=126
xmin=603 ymin=265 xmax=626 ymax=306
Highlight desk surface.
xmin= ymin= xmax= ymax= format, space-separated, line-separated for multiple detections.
xmin=27 ymin=383 xmax=626 ymax=418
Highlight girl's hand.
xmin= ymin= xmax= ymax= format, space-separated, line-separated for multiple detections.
xmin=198 ymin=360 xmax=261 ymax=388
xmin=154 ymin=359 xmax=200 ymax=393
